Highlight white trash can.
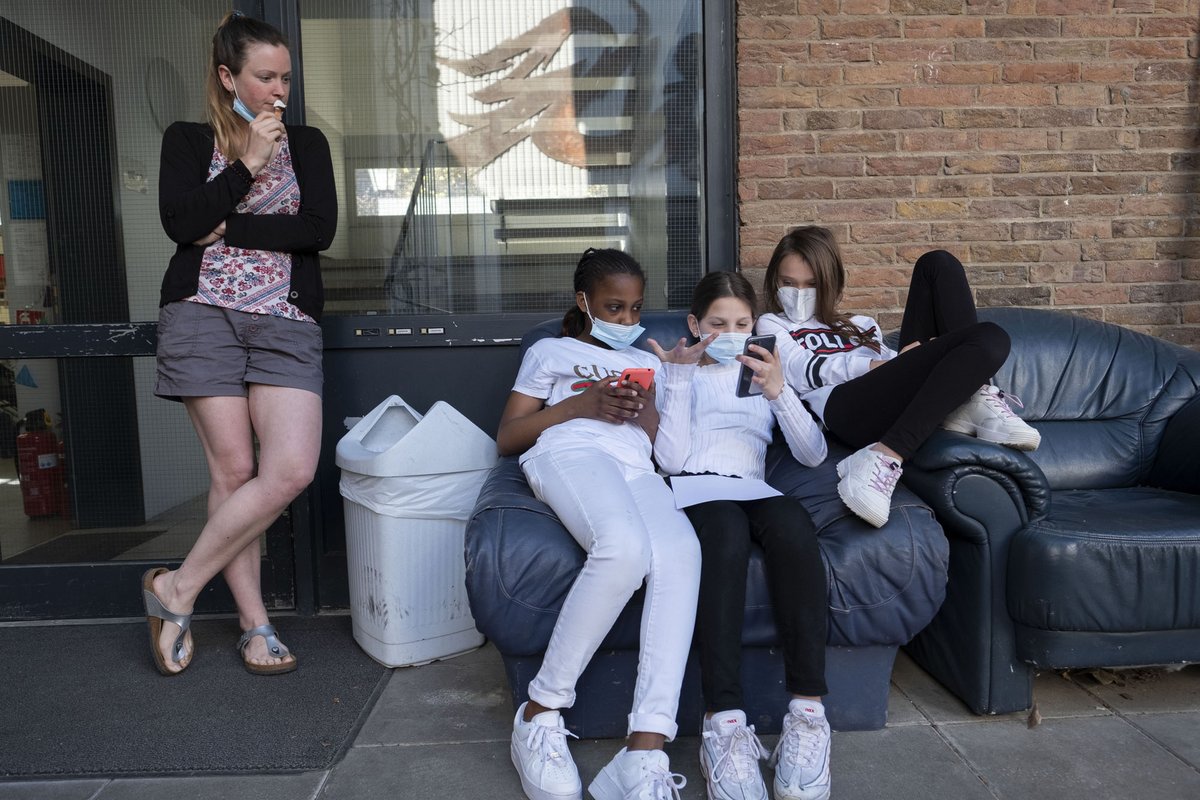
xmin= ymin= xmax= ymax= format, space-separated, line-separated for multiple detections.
xmin=336 ymin=395 xmax=494 ymax=667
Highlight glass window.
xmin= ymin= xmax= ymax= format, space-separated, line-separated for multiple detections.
xmin=301 ymin=0 xmax=705 ymax=315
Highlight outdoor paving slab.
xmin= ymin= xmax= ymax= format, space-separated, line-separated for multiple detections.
xmin=90 ymin=772 xmax=327 ymax=800
xmin=320 ymin=741 xmax=516 ymax=799
xmin=893 ymin=651 xmax=1107 ymax=724
xmin=1068 ymin=665 xmax=1200 ymax=715
xmin=822 ymin=726 xmax=994 ymax=800
xmin=1127 ymin=712 xmax=1200 ymax=770
xmin=0 ymin=780 xmax=107 ymax=799
xmin=354 ymin=643 xmax=512 ymax=746
xmin=940 ymin=715 xmax=1200 ymax=800
xmin=885 ymin=678 xmax=926 ymax=727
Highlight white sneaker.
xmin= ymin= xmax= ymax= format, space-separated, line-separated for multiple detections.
xmin=943 ymin=384 xmax=1041 ymax=451
xmin=699 ymin=710 xmax=770 ymax=800
xmin=836 ymin=445 xmax=902 ymax=528
xmin=769 ymin=700 xmax=832 ymax=800
xmin=511 ymin=702 xmax=582 ymax=800
xmin=588 ymin=748 xmax=687 ymax=800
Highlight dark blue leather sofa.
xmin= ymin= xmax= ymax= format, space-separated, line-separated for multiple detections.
xmin=902 ymin=307 xmax=1200 ymax=715
xmin=465 ymin=312 xmax=949 ymax=735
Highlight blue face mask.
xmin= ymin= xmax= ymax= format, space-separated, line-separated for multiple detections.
xmin=704 ymin=332 xmax=750 ymax=364
xmin=227 ymin=74 xmax=257 ymax=122
xmin=583 ymin=296 xmax=644 ymax=351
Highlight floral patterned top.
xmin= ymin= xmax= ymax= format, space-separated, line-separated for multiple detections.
xmin=186 ymin=135 xmax=313 ymax=322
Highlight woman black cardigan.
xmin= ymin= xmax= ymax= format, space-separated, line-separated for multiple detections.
xmin=158 ymin=121 xmax=337 ymax=321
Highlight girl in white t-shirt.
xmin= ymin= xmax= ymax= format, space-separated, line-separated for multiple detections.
xmin=652 ymin=271 xmax=832 ymax=800
xmin=757 ymin=226 xmax=1040 ymax=528
xmin=498 ymin=248 xmax=699 ymax=800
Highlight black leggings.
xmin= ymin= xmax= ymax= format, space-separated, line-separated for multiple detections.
xmin=685 ymin=495 xmax=828 ymax=711
xmin=822 ymin=250 xmax=1010 ymax=459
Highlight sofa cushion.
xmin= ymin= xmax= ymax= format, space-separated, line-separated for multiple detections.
xmin=982 ymin=307 xmax=1200 ymax=491
xmin=1007 ymin=487 xmax=1200 ymax=633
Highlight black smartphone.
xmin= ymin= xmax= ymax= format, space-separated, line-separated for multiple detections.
xmin=736 ymin=334 xmax=776 ymax=397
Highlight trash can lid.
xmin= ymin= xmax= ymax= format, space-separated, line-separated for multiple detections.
xmin=335 ymin=395 xmax=497 ymax=476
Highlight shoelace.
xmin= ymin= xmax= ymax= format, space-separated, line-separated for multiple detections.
xmin=771 ymin=710 xmax=825 ymax=770
xmin=982 ymin=386 xmax=1025 ymax=419
xmin=868 ymin=454 xmax=901 ymax=495
xmin=703 ymin=723 xmax=769 ymax=783
xmin=630 ymin=761 xmax=687 ymax=800
xmin=524 ymin=719 xmax=577 ymax=771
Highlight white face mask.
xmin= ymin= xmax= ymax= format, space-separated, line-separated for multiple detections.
xmin=583 ymin=295 xmax=644 ymax=350
xmin=703 ymin=332 xmax=750 ymax=364
xmin=777 ymin=287 xmax=817 ymax=323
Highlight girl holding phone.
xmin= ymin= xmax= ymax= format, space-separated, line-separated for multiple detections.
xmin=757 ymin=226 xmax=1039 ymax=528
xmin=497 ymin=248 xmax=700 ymax=800
xmin=651 ymin=271 xmax=832 ymax=800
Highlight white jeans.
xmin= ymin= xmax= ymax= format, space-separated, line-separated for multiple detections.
xmin=522 ymin=445 xmax=701 ymax=740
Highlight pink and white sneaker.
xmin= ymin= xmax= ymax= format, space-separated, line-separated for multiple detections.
xmin=943 ymin=384 xmax=1041 ymax=451
xmin=836 ymin=444 xmax=902 ymax=528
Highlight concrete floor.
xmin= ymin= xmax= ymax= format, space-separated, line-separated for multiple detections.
xmin=2 ymin=642 xmax=1198 ymax=799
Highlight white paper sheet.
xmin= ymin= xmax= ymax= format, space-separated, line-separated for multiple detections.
xmin=669 ymin=474 xmax=782 ymax=509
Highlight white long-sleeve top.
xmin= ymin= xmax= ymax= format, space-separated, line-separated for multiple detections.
xmin=756 ymin=311 xmax=898 ymax=423
xmin=654 ymin=360 xmax=827 ymax=479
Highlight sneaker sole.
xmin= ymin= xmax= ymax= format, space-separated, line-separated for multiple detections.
xmin=943 ymin=419 xmax=1040 ymax=450
xmin=699 ymin=744 xmax=767 ymax=800
xmin=774 ymin=780 xmax=832 ymax=800
xmin=587 ymin=767 xmax=622 ymax=800
xmin=511 ymin=741 xmax=582 ymax=800
xmin=836 ymin=476 xmax=889 ymax=528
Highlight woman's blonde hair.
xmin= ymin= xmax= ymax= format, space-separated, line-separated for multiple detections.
xmin=205 ymin=12 xmax=288 ymax=162
xmin=762 ymin=226 xmax=881 ymax=352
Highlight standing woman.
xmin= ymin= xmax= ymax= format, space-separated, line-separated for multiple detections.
xmin=144 ymin=11 xmax=336 ymax=676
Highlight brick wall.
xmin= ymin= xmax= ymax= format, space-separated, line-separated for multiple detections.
xmin=735 ymin=0 xmax=1200 ymax=346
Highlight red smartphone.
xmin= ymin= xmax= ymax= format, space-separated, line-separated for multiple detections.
xmin=619 ymin=367 xmax=655 ymax=391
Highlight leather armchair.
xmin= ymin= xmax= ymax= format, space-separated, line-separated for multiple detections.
xmin=902 ymin=307 xmax=1200 ymax=715
xmin=465 ymin=312 xmax=949 ymax=734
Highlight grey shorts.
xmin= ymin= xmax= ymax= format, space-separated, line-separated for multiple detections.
xmin=154 ymin=301 xmax=323 ymax=401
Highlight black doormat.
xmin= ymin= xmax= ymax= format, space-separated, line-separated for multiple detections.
xmin=2 ymin=529 xmax=164 ymax=564
xmin=0 ymin=615 xmax=389 ymax=778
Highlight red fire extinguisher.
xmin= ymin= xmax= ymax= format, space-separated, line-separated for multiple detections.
xmin=15 ymin=409 xmax=68 ymax=518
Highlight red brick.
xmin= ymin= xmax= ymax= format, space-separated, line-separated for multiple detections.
xmin=1072 ymin=220 xmax=1113 ymax=239
xmin=740 ymin=109 xmax=784 ymax=131
xmin=1031 ymin=263 xmax=1108 ymax=283
xmin=836 ymin=177 xmax=915 ymax=199
xmin=1041 ymin=196 xmax=1122 ymax=217
xmin=978 ymin=130 xmax=1055 ymax=151
xmin=796 ymin=0 xmax=841 ymax=13
xmin=930 ymin=221 xmax=1012 ymax=240
xmin=966 ymin=0 xmax=1009 ymax=10
xmin=1129 ymin=282 xmax=1200 ymax=302
xmin=1113 ymin=218 xmax=1185 ymax=237
xmin=1084 ymin=239 xmax=1156 ymax=261
xmin=1020 ymin=107 xmax=1097 ymax=127
xmin=873 ymin=42 xmax=954 ymax=62
xmin=946 ymin=154 xmax=1021 ymax=174
xmin=905 ymin=17 xmax=985 ymax=38
xmin=1034 ymin=40 xmax=1107 ymax=59
xmin=1097 ymin=108 xmax=1129 ymax=126
xmin=740 ymin=201 xmax=817 ymax=225
xmin=971 ymin=243 xmax=1043 ymax=263
xmin=1084 ymin=64 xmax=1136 ymax=82
xmin=843 ymin=0 xmax=890 ymax=12
xmin=1095 ymin=153 xmax=1172 ymax=172
xmin=1041 ymin=241 xmax=1085 ymax=261
xmin=977 ymin=286 xmax=1052 ymax=306
xmin=844 ymin=63 xmax=920 ymax=85
xmin=1114 ymin=0 xmax=1156 ymax=12
xmin=781 ymin=65 xmax=844 ymax=87
xmin=738 ymin=64 xmax=782 ymax=87
xmin=1135 ymin=62 xmax=1195 ymax=82
xmin=901 ymin=131 xmax=976 ymax=152
xmin=1054 ymin=284 xmax=1130 ymax=306
xmin=862 ymin=108 xmax=942 ymax=129
xmin=914 ymin=176 xmax=993 ymax=197
xmin=821 ymin=18 xmax=902 ymax=38
xmin=740 ymin=183 xmax=759 ymax=202
xmin=1061 ymin=130 xmax=1137 ymax=150
xmin=969 ymin=198 xmax=1042 ymax=218
xmin=1103 ymin=305 xmax=1181 ymax=326
xmin=1155 ymin=240 xmax=1198 ymax=259
xmin=896 ymin=199 xmax=970 ymax=219
xmin=1139 ymin=18 xmax=1200 ymax=37
xmin=977 ymin=85 xmax=1057 ymax=106
xmin=955 ymin=41 xmax=1037 ymax=62
xmin=739 ymin=17 xmax=819 ymax=40
xmin=964 ymin=263 xmax=1034 ymax=285
xmin=1055 ymin=84 xmax=1111 ymax=106
xmin=792 ymin=110 xmax=862 ymax=130
xmin=849 ymin=245 xmax=902 ymax=265
xmin=1003 ymin=63 xmax=1082 ymax=83
xmin=817 ymin=131 xmax=898 ymax=153
xmin=1037 ymin=0 xmax=1112 ymax=13
xmin=813 ymin=199 xmax=895 ymax=221
xmin=1070 ymin=174 xmax=1146 ymax=195
xmin=849 ymin=221 xmax=933 ymax=243
xmin=1127 ymin=106 xmax=1195 ymax=127
xmin=788 ymin=155 xmax=865 ymax=177
xmin=757 ymin=179 xmax=836 ymax=200
xmin=993 ymin=175 xmax=1070 ymax=196
xmin=740 ymin=42 xmax=810 ymax=63
xmin=739 ymin=157 xmax=789 ymax=179
xmin=740 ymin=0 xmax=800 ymax=13
xmin=845 ymin=267 xmax=914 ymax=287
xmin=742 ymin=133 xmax=818 ymax=156
xmin=1121 ymin=194 xmax=1190 ymax=216
xmin=891 ymin=0 xmax=964 ymax=12
xmin=740 ymin=87 xmax=820 ymax=109
xmin=1062 ymin=17 xmax=1138 ymax=37
xmin=1021 ymin=153 xmax=1095 ymax=173
xmin=1108 ymin=261 xmax=1182 ymax=282
xmin=866 ymin=156 xmax=947 ymax=175
xmin=899 ymin=86 xmax=975 ymax=106
xmin=817 ymin=87 xmax=899 ymax=107
xmin=924 ymin=63 xmax=1002 ymax=84
xmin=1110 ymin=39 xmax=1189 ymax=59
xmin=809 ymin=41 xmax=873 ymax=62
xmin=984 ymin=18 xmax=1060 ymax=37
xmin=1013 ymin=220 xmax=1073 ymax=240
xmin=945 ymin=107 xmax=1022 ymax=128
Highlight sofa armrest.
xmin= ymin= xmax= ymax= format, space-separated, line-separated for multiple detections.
xmin=1149 ymin=394 xmax=1200 ymax=495
xmin=905 ymin=430 xmax=1051 ymax=540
